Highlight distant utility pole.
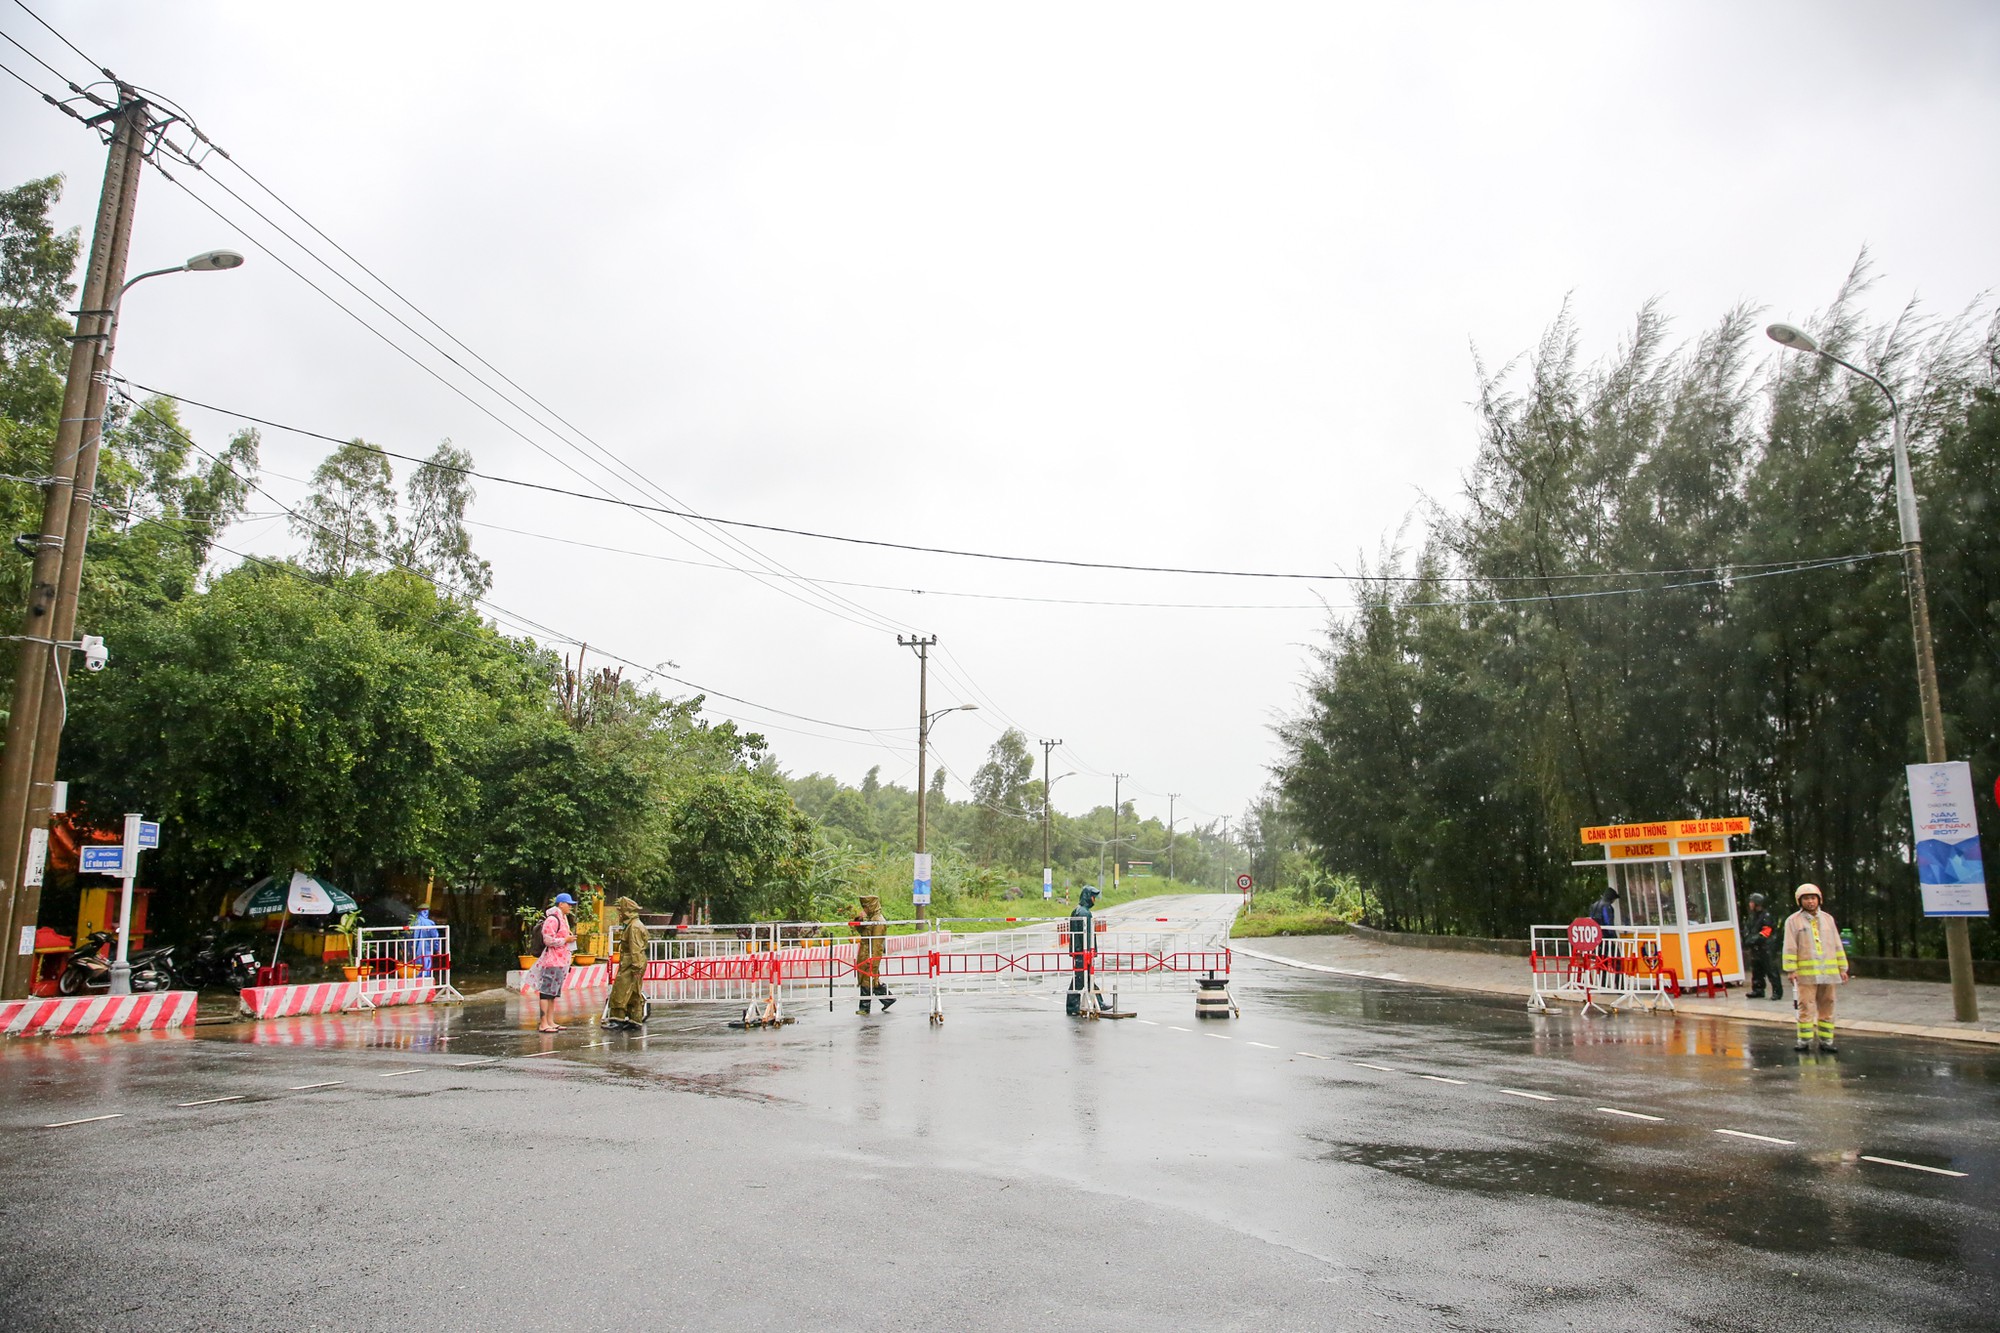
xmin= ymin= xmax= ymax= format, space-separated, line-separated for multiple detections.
xmin=898 ymin=635 xmax=937 ymax=922
xmin=0 ymin=94 xmax=151 ymax=999
xmin=1040 ymin=738 xmax=1062 ymax=900
xmin=1220 ymin=816 xmax=1233 ymax=888
xmin=1111 ymin=774 xmax=1128 ymax=893
xmin=1167 ymin=794 xmax=1179 ymax=884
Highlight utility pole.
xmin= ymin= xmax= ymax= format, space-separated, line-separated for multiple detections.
xmin=1167 ymin=794 xmax=1179 ymax=884
xmin=1220 ymin=816 xmax=1232 ymax=889
xmin=1040 ymin=738 xmax=1061 ymax=902
xmin=0 ymin=94 xmax=150 ymax=999
xmin=898 ymin=635 xmax=937 ymax=922
xmin=1111 ymin=774 xmax=1127 ymax=895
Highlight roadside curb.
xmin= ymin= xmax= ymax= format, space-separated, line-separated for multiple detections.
xmin=1235 ymin=944 xmax=2000 ymax=1048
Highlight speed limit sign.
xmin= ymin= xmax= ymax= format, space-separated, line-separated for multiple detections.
xmin=1236 ymin=874 xmax=1253 ymax=892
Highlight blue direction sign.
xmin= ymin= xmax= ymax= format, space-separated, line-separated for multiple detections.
xmin=79 ymin=845 xmax=125 ymax=875
xmin=137 ymin=821 xmax=160 ymax=849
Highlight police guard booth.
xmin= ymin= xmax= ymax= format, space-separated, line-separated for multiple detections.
xmin=1573 ymin=818 xmax=1762 ymax=988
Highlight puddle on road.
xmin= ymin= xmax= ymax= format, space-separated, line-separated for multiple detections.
xmin=1316 ymin=1137 xmax=1970 ymax=1262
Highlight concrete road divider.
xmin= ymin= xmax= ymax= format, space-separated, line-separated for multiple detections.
xmin=1 ymin=990 xmax=197 ymax=1037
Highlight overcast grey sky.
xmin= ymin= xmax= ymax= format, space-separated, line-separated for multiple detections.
xmin=2 ymin=2 xmax=1996 ymax=833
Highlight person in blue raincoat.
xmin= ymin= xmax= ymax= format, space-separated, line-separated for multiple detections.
xmin=412 ymin=907 xmax=441 ymax=976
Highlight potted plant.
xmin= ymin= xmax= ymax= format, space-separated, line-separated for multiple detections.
xmin=335 ymin=908 xmax=365 ymax=981
xmin=514 ymin=903 xmax=543 ymax=970
xmin=570 ymin=900 xmax=598 ymax=966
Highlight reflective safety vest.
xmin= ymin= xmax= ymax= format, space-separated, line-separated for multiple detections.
xmin=1782 ymin=909 xmax=1847 ymax=981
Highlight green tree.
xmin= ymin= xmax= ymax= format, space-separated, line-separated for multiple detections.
xmin=661 ymin=770 xmax=815 ymax=921
xmin=294 ymin=439 xmax=397 ymax=578
xmin=398 ymin=440 xmax=491 ymax=598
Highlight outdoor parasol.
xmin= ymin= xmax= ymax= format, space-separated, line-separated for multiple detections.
xmin=231 ymin=871 xmax=359 ymax=966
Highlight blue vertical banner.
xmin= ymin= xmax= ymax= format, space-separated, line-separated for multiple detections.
xmin=1907 ymin=762 xmax=1988 ymax=918
xmin=1043 ymin=867 xmax=1053 ymax=899
xmin=912 ymin=852 xmax=932 ymax=906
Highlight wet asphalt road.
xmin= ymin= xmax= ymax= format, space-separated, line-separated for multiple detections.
xmin=1 ymin=895 xmax=1996 ymax=1332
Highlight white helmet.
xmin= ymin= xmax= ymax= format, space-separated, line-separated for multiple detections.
xmin=1794 ymin=883 xmax=1822 ymax=904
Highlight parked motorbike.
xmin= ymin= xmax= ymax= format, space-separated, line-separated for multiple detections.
xmin=56 ymin=930 xmax=179 ymax=995
xmin=179 ymin=928 xmax=260 ymax=992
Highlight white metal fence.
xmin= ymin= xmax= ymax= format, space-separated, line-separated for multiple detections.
xmin=1528 ymin=924 xmax=1677 ymax=1014
xmin=626 ymin=915 xmax=1235 ymax=1024
xmin=353 ymin=924 xmax=464 ymax=1005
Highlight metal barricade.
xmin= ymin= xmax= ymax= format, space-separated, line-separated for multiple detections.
xmin=353 ymin=924 xmax=464 ymax=1007
xmin=628 ymin=915 xmax=1235 ymax=1026
xmin=1528 ymin=924 xmax=1676 ymax=1014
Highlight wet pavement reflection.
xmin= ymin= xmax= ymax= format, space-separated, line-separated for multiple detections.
xmin=3 ymin=907 xmax=1996 ymax=1330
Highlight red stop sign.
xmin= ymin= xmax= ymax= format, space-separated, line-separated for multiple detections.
xmin=1568 ymin=917 xmax=1602 ymax=955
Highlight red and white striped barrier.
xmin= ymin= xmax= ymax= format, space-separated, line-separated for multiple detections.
xmin=0 ymin=990 xmax=197 ymax=1038
xmin=512 ymin=961 xmax=612 ymax=994
xmin=239 ymin=980 xmax=363 ymax=1018
xmin=239 ymin=978 xmax=449 ymax=1019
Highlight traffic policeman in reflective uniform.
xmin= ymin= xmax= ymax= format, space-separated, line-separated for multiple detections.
xmin=1066 ymin=885 xmax=1100 ymax=1016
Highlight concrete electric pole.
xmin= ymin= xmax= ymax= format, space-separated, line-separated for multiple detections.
xmin=0 ymin=93 xmax=150 ymax=998
xmin=1167 ymin=793 xmax=1179 ymax=885
xmin=1111 ymin=774 xmax=1127 ymax=893
xmin=1040 ymin=738 xmax=1061 ymax=902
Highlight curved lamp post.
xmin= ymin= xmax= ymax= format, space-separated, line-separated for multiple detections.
xmin=1766 ymin=322 xmax=1975 ymax=1022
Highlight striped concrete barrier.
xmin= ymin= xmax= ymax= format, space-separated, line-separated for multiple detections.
xmin=238 ymin=978 xmax=447 ymax=1019
xmin=513 ymin=961 xmax=612 ymax=994
xmin=0 ymin=990 xmax=197 ymax=1037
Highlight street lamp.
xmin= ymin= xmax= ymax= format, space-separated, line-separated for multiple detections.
xmin=0 ymin=246 xmax=246 ymax=999
xmin=1042 ymin=770 xmax=1076 ymax=900
xmin=1766 ymin=321 xmax=1976 ymax=1022
xmin=914 ymin=702 xmax=976 ymax=922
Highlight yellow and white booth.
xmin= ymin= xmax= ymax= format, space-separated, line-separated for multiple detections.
xmin=1573 ymin=818 xmax=1762 ymax=988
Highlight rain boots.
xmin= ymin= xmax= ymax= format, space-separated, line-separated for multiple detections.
xmin=857 ymin=997 xmax=871 ymax=1015
xmin=875 ymin=985 xmax=896 ymax=1012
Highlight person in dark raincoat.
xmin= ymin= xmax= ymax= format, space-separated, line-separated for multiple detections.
xmin=603 ymin=897 xmax=650 ymax=1029
xmin=1066 ymin=885 xmax=1100 ymax=1016
xmin=1741 ymin=892 xmax=1784 ymax=1001
xmin=854 ymin=894 xmax=896 ymax=1014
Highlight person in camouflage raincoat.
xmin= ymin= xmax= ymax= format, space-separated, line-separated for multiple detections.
xmin=603 ymin=897 xmax=650 ymax=1029
xmin=854 ymin=894 xmax=896 ymax=1014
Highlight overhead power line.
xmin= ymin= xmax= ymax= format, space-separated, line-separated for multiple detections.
xmin=132 ymin=381 xmax=1893 ymax=590
xmin=112 ymin=390 xmax=914 ymax=745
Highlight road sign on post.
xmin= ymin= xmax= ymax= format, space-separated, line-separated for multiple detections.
xmin=1236 ymin=874 xmax=1253 ymax=892
xmin=79 ymin=845 xmax=125 ymax=875
xmin=106 ymin=812 xmax=155 ymax=996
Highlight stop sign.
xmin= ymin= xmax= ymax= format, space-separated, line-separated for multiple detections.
xmin=1568 ymin=916 xmax=1602 ymax=955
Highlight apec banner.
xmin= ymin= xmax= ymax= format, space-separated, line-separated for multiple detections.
xmin=1906 ymin=762 xmax=1988 ymax=918
xmin=911 ymin=852 xmax=932 ymax=906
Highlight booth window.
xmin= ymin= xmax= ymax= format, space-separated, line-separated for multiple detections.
xmin=1683 ymin=859 xmax=1728 ymax=925
xmin=1615 ymin=862 xmax=1677 ymax=926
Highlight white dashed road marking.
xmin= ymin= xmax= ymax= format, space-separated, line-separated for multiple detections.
xmin=1350 ymin=1061 xmax=1396 ymax=1073
xmin=1296 ymin=1051 xmax=1329 ymax=1060
xmin=1598 ymin=1107 xmax=1666 ymax=1122
xmin=1499 ymin=1089 xmax=1558 ymax=1102
xmin=1136 ymin=1019 xmax=1159 ymax=1026
xmin=1247 ymin=1041 xmax=1278 ymax=1049
xmin=453 ymin=1059 xmax=497 ymax=1067
xmin=1715 ymin=1129 xmax=1796 ymax=1146
xmin=177 ymin=1096 xmax=245 ymax=1107
xmin=289 ymin=1081 xmax=344 ymax=1091
xmin=1167 ymin=1025 xmax=1192 ymax=1033
xmin=1419 ymin=1075 xmax=1467 ymax=1085
xmin=1861 ymin=1155 xmax=1967 ymax=1178
xmin=1207 ymin=1033 xmax=1232 ymax=1041
xmin=378 ymin=1069 xmax=421 ymax=1078
xmin=44 ymin=1114 xmax=121 ymax=1128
